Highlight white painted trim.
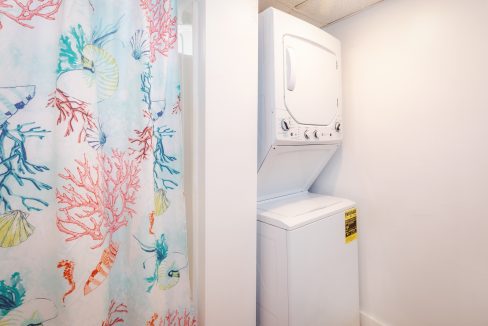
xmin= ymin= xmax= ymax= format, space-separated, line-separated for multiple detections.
xmin=194 ymin=1 xmax=258 ymax=325
xmin=193 ymin=0 xmax=206 ymax=323
xmin=361 ymin=312 xmax=386 ymax=326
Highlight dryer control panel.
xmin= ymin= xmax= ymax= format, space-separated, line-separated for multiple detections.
xmin=276 ymin=111 xmax=341 ymax=144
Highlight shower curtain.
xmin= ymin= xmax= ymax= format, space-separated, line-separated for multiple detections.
xmin=0 ymin=0 xmax=196 ymax=325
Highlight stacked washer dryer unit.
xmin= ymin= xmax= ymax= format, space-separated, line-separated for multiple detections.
xmin=257 ymin=8 xmax=360 ymax=326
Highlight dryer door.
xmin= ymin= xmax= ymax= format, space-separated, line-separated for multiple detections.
xmin=283 ymin=35 xmax=339 ymax=126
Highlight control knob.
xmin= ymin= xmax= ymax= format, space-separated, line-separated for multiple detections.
xmin=304 ymin=130 xmax=310 ymax=139
xmin=335 ymin=121 xmax=342 ymax=132
xmin=281 ymin=119 xmax=290 ymax=131
xmin=313 ymin=130 xmax=319 ymax=139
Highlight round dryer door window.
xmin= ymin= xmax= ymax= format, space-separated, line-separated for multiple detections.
xmin=283 ymin=35 xmax=340 ymax=126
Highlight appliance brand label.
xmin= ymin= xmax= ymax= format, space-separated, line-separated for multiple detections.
xmin=345 ymin=208 xmax=357 ymax=244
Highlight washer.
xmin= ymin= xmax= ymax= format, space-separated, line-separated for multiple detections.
xmin=257 ymin=192 xmax=359 ymax=326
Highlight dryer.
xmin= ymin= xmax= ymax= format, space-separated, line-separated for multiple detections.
xmin=258 ymin=7 xmax=342 ymax=201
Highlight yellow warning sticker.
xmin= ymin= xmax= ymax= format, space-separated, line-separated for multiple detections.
xmin=345 ymin=208 xmax=357 ymax=244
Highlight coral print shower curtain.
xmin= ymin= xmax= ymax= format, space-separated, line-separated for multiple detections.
xmin=0 ymin=0 xmax=196 ymax=325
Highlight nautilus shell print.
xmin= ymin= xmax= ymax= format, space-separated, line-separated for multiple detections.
xmin=157 ymin=253 xmax=187 ymax=291
xmin=0 ymin=298 xmax=57 ymax=326
xmin=0 ymin=210 xmax=34 ymax=248
xmin=57 ymin=45 xmax=119 ymax=103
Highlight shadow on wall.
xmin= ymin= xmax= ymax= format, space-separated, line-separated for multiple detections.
xmin=313 ymin=146 xmax=343 ymax=195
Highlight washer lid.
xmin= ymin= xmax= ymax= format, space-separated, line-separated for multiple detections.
xmin=257 ymin=192 xmax=355 ymax=230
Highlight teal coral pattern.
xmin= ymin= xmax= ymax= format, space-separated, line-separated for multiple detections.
xmin=0 ymin=272 xmax=25 ymax=317
xmin=0 ymin=0 xmax=195 ymax=324
xmin=57 ymin=24 xmax=87 ymax=74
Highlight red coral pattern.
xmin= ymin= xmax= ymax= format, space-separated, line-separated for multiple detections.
xmin=129 ymin=125 xmax=153 ymax=162
xmin=102 ymin=300 xmax=128 ymax=326
xmin=0 ymin=0 xmax=62 ymax=29
xmin=47 ymin=88 xmax=96 ymax=143
xmin=163 ymin=310 xmax=197 ymax=326
xmin=140 ymin=0 xmax=177 ymax=62
xmin=2 ymin=0 xmax=194 ymax=322
xmin=56 ymin=150 xmax=140 ymax=249
xmin=146 ymin=310 xmax=197 ymax=326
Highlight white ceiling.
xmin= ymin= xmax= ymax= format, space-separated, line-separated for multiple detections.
xmin=259 ymin=0 xmax=384 ymax=27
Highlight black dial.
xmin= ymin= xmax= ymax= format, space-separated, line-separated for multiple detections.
xmin=281 ymin=119 xmax=290 ymax=131
xmin=335 ymin=122 xmax=342 ymax=132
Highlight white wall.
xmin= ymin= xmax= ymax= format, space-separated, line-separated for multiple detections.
xmin=312 ymin=0 xmax=488 ymax=325
xmin=195 ymin=0 xmax=258 ymax=325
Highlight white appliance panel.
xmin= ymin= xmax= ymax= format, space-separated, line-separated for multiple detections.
xmin=283 ymin=35 xmax=339 ymax=126
xmin=257 ymin=221 xmax=289 ymax=326
xmin=257 ymin=145 xmax=337 ymax=201
xmin=288 ymin=211 xmax=360 ymax=326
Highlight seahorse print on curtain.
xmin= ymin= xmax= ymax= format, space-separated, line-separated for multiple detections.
xmin=0 ymin=0 xmax=195 ymax=325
